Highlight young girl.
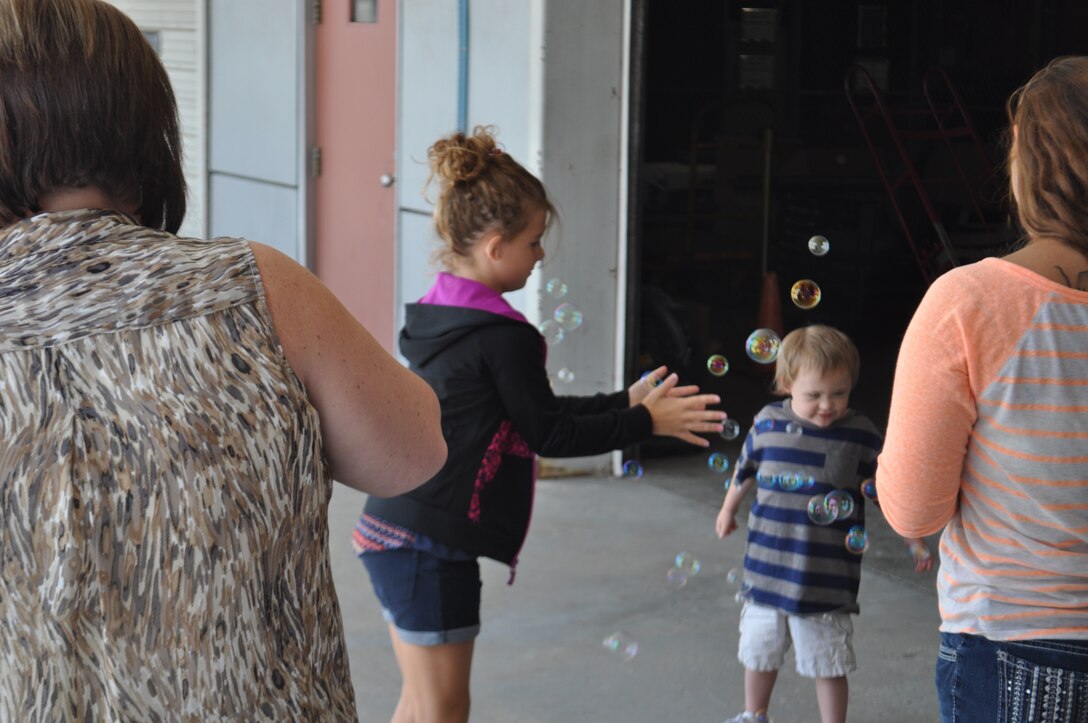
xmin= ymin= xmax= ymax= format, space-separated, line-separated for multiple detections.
xmin=355 ymin=126 xmax=725 ymax=722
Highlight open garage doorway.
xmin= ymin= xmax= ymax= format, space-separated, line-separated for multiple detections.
xmin=626 ymin=0 xmax=1088 ymax=458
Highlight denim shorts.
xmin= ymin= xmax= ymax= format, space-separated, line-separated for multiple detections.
xmin=361 ymin=548 xmax=482 ymax=647
xmin=937 ymin=632 xmax=1088 ymax=722
xmin=737 ymin=602 xmax=856 ymax=679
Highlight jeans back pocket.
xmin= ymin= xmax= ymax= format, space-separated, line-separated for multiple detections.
xmin=998 ymin=649 xmax=1088 ymax=723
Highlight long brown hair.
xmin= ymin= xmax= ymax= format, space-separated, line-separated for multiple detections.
xmin=0 ymin=0 xmax=186 ymax=232
xmin=1007 ymin=56 xmax=1088 ymax=252
xmin=426 ymin=126 xmax=556 ymax=267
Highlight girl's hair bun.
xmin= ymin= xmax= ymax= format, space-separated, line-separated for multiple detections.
xmin=427 ymin=126 xmax=499 ymax=184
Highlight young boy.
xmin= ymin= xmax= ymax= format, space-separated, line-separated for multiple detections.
xmin=716 ymin=325 xmax=930 ymax=723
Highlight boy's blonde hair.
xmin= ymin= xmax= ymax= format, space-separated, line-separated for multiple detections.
xmin=772 ymin=325 xmax=860 ymax=395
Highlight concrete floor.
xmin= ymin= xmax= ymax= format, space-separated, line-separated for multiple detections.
xmin=328 ymin=453 xmax=942 ymax=722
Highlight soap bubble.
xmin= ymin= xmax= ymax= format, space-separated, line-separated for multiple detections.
xmin=545 ymin=277 xmax=568 ymax=298
xmin=807 ymin=495 xmax=836 ymax=525
xmin=539 ymin=320 xmax=564 ymax=345
xmin=640 ymin=370 xmax=662 ymax=388
xmin=755 ymin=419 xmax=774 ymax=433
xmin=726 ymin=568 xmax=742 ymax=586
xmin=845 ymin=526 xmax=869 ymax=554
xmin=557 ymin=367 xmax=575 ymax=384
xmin=665 ymin=567 xmax=688 ymax=589
xmin=824 ymin=490 xmax=855 ymax=520
xmin=720 ymin=419 xmax=741 ymax=441
xmin=859 ymin=478 xmax=878 ymax=502
xmin=745 ymin=329 xmax=781 ymax=364
xmin=602 ymin=631 xmax=639 ymax=662
xmin=554 ymin=303 xmax=584 ymax=331
xmin=909 ymin=539 xmax=932 ymax=563
xmin=621 ymin=460 xmax=643 ymax=479
xmin=808 ymin=235 xmax=830 ymax=256
xmin=734 ymin=579 xmax=753 ymax=604
xmin=785 ymin=422 xmax=803 ymax=436
xmin=675 ymin=551 xmax=702 ymax=575
xmin=706 ymin=354 xmax=729 ymax=376
xmin=790 ymin=279 xmax=822 ymax=310
xmin=708 ymin=453 xmax=730 ymax=474
xmin=723 ymin=479 xmax=732 ymax=492
xmin=779 ymin=473 xmax=803 ymax=492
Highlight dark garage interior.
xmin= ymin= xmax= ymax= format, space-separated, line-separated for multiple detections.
xmin=628 ymin=0 xmax=1088 ymax=446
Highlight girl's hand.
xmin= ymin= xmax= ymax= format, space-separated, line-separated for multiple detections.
xmin=642 ymin=373 xmax=726 ymax=447
xmin=628 ymin=366 xmax=703 ymax=407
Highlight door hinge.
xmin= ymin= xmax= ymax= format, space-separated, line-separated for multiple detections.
xmin=312 ymin=0 xmax=322 ymax=24
xmin=310 ymin=147 xmax=322 ymax=178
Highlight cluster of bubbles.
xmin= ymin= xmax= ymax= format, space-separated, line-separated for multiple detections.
xmin=666 ymin=550 xmax=702 ymax=590
xmin=621 ymin=460 xmax=643 ymax=479
xmin=726 ymin=567 xmax=753 ymax=604
xmin=756 ymin=470 xmax=817 ymax=492
xmin=602 ymin=631 xmax=638 ymax=662
xmin=807 ymin=489 xmax=856 ymax=524
xmin=540 ymin=278 xmax=583 ymax=344
xmin=706 ymin=354 xmax=729 ymax=377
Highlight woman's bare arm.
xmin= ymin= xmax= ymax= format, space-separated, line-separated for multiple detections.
xmin=250 ymin=242 xmax=446 ymax=496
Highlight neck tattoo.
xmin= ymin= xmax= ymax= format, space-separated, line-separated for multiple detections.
xmin=1053 ymin=265 xmax=1088 ymax=291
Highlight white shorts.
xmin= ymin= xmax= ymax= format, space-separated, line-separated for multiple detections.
xmin=737 ymin=601 xmax=856 ymax=679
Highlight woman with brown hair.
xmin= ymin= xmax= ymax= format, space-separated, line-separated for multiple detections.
xmin=0 ymin=0 xmax=446 ymax=719
xmin=878 ymin=56 xmax=1088 ymax=721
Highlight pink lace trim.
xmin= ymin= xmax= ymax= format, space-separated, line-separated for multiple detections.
xmin=468 ymin=419 xmax=532 ymax=523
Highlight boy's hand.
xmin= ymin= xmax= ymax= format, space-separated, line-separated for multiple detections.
xmin=716 ymin=503 xmax=738 ymax=538
xmin=906 ymin=538 xmax=934 ymax=573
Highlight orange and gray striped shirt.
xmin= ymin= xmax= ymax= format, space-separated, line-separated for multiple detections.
xmin=879 ymin=257 xmax=1088 ymax=641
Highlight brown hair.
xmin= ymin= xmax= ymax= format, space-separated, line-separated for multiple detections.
xmin=426 ymin=126 xmax=555 ymax=266
xmin=773 ymin=325 xmax=860 ymax=395
xmin=1007 ymin=56 xmax=1088 ymax=252
xmin=0 ymin=0 xmax=186 ymax=232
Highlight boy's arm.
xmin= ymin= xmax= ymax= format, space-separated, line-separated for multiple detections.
xmin=716 ymin=473 xmax=755 ymax=538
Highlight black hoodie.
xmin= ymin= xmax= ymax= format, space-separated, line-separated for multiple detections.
xmin=364 ymin=301 xmax=653 ymax=567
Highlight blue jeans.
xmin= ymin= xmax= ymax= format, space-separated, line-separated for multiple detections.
xmin=937 ymin=632 xmax=1088 ymax=722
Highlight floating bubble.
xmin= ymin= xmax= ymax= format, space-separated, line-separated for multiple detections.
xmin=720 ymin=419 xmax=741 ymax=441
xmin=545 ymin=277 xmax=568 ymax=299
xmin=675 ymin=551 xmax=702 ymax=576
xmin=723 ymin=478 xmax=732 ymax=492
xmin=808 ymin=235 xmax=830 ymax=257
xmin=726 ymin=567 xmax=742 ymax=586
xmin=733 ymin=579 xmax=754 ymax=604
xmin=621 ymin=460 xmax=643 ymax=479
xmin=804 ymin=476 xmax=816 ymax=489
xmin=602 ymin=631 xmax=639 ymax=662
xmin=779 ymin=473 xmax=803 ymax=492
xmin=785 ymin=422 xmax=803 ymax=436
xmin=824 ymin=490 xmax=855 ymax=520
xmin=557 ymin=367 xmax=575 ymax=384
xmin=665 ymin=567 xmax=688 ymax=589
xmin=859 ymin=478 xmax=878 ymax=502
xmin=755 ymin=419 xmax=774 ymax=433
xmin=640 ymin=370 xmax=662 ymax=388
xmin=845 ymin=526 xmax=869 ymax=554
xmin=745 ymin=329 xmax=782 ymax=364
xmin=790 ymin=279 xmax=822 ymax=310
xmin=807 ymin=495 xmax=836 ymax=525
xmin=708 ymin=453 xmax=730 ymax=474
xmin=553 ymin=303 xmax=584 ymax=331
xmin=908 ymin=539 xmax=931 ymax=563
xmin=706 ymin=354 xmax=729 ymax=376
xmin=539 ymin=319 xmax=564 ymax=345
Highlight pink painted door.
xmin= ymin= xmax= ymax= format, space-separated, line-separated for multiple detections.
xmin=315 ymin=0 xmax=397 ymax=351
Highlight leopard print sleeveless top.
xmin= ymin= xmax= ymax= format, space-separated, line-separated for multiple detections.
xmin=0 ymin=210 xmax=357 ymax=721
